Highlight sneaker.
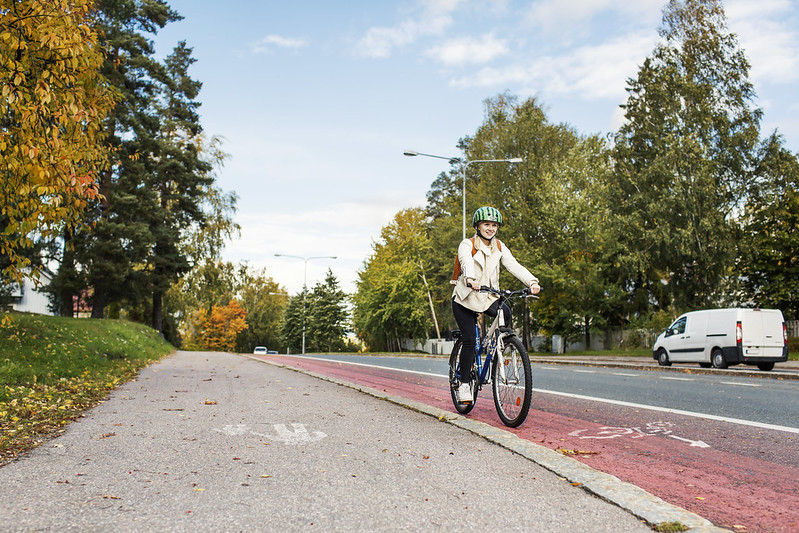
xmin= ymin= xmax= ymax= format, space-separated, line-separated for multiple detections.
xmin=457 ymin=382 xmax=473 ymax=404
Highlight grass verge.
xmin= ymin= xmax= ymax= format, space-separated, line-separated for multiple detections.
xmin=0 ymin=312 xmax=174 ymax=466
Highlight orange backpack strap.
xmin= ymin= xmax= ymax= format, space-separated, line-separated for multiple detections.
xmin=451 ymin=237 xmax=478 ymax=282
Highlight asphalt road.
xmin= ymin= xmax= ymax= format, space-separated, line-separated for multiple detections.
xmin=0 ymin=351 xmax=659 ymax=532
xmin=284 ymin=353 xmax=799 ymax=430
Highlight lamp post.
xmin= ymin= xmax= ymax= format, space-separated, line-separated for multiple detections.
xmin=274 ymin=254 xmax=337 ymax=354
xmin=403 ymin=150 xmax=522 ymax=239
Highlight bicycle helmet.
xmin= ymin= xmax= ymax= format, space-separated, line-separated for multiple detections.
xmin=472 ymin=206 xmax=502 ymax=227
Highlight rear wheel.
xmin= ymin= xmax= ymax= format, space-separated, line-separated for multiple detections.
xmin=449 ymin=340 xmax=477 ymax=414
xmin=492 ymin=335 xmax=532 ymax=428
xmin=757 ymin=362 xmax=775 ymax=371
xmin=712 ymin=348 xmax=728 ymax=369
xmin=657 ymin=349 xmax=671 ymax=367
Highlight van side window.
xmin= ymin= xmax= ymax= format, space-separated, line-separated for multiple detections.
xmin=667 ymin=317 xmax=686 ymax=337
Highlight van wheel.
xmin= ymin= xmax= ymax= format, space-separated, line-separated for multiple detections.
xmin=657 ymin=349 xmax=671 ymax=366
xmin=712 ymin=348 xmax=727 ymax=369
xmin=757 ymin=362 xmax=775 ymax=371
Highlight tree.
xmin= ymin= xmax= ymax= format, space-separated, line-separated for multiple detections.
xmin=353 ymin=208 xmax=434 ymax=351
xmin=279 ymin=290 xmax=306 ymax=354
xmin=167 ymin=259 xmax=240 ymax=348
xmin=740 ymin=134 xmax=799 ymax=319
xmin=142 ymin=40 xmax=214 ymax=333
xmin=422 ymin=94 xmax=617 ymax=347
xmin=307 ymin=269 xmax=349 ymax=352
xmin=236 ymin=267 xmax=287 ymax=353
xmin=67 ymin=0 xmax=180 ymax=320
xmin=0 ymin=0 xmax=114 ymax=282
xmin=194 ymin=299 xmax=247 ymax=352
xmin=609 ymin=0 xmax=762 ymax=314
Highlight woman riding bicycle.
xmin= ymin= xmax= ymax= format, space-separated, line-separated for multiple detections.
xmin=451 ymin=206 xmax=541 ymax=404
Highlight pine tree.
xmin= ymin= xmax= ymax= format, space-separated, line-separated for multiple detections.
xmin=307 ymin=269 xmax=349 ymax=352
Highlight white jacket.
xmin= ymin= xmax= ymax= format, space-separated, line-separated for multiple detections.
xmin=452 ymin=235 xmax=538 ymax=313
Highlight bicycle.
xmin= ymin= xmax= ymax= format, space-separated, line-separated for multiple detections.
xmin=448 ymin=286 xmax=535 ymax=427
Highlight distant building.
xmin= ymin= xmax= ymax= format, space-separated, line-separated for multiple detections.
xmin=8 ymin=269 xmax=56 ymax=316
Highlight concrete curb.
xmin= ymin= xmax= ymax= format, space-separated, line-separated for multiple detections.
xmin=247 ymin=354 xmax=728 ymax=532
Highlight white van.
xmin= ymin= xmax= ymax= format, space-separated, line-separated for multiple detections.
xmin=652 ymin=308 xmax=788 ymax=371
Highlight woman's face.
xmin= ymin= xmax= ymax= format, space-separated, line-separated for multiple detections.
xmin=477 ymin=221 xmax=499 ymax=239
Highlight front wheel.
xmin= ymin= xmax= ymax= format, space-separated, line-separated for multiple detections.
xmin=449 ymin=340 xmax=477 ymax=414
xmin=656 ymin=348 xmax=671 ymax=367
xmin=492 ymin=335 xmax=532 ymax=427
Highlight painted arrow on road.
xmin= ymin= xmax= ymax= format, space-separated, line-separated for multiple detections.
xmin=668 ymin=435 xmax=710 ymax=448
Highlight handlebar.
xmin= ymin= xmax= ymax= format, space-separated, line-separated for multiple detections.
xmin=476 ymin=285 xmax=539 ymax=299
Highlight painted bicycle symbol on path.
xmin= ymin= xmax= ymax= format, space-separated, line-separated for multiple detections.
xmin=569 ymin=421 xmax=709 ymax=448
xmin=214 ymin=423 xmax=327 ymax=445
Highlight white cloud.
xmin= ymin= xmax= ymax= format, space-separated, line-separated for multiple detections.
xmin=355 ymin=0 xmax=465 ymax=58
xmin=527 ymin=0 xmax=663 ymax=35
xmin=726 ymin=0 xmax=799 ymax=85
xmin=250 ymin=34 xmax=307 ymax=55
xmin=426 ymin=33 xmax=509 ymax=66
xmin=226 ymin=196 xmax=422 ymax=295
xmin=450 ymin=31 xmax=657 ymax=101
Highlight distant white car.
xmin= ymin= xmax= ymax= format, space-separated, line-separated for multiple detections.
xmin=253 ymin=346 xmax=268 ymax=355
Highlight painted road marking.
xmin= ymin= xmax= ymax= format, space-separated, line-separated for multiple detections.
xmin=612 ymin=373 xmax=638 ymax=377
xmin=538 ymin=388 xmax=799 ymax=435
xmin=574 ymin=369 xmax=596 ymax=373
xmin=215 ymin=423 xmax=327 ymax=445
xmin=286 ymin=356 xmax=799 ymax=435
xmin=660 ymin=376 xmax=694 ymax=381
xmin=720 ymin=381 xmax=761 ymax=388
xmin=569 ymin=422 xmax=710 ymax=448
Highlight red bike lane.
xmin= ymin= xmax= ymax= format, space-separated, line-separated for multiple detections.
xmin=257 ymin=354 xmax=799 ymax=533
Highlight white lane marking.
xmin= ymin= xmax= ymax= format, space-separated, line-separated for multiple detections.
xmin=720 ymin=381 xmax=761 ymax=388
xmin=574 ymin=369 xmax=596 ymax=373
xmin=612 ymin=373 xmax=638 ymax=377
xmin=285 ymin=356 xmax=799 ymax=435
xmin=660 ymin=376 xmax=694 ymax=381
xmin=537 ymin=388 xmax=799 ymax=435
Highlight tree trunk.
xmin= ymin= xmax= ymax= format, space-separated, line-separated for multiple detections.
xmin=91 ymin=285 xmax=105 ymax=319
xmin=152 ymin=289 xmax=163 ymax=334
xmin=584 ymin=315 xmax=591 ymax=350
xmin=58 ymin=229 xmax=75 ymax=317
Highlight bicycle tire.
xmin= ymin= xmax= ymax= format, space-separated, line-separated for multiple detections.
xmin=491 ymin=335 xmax=532 ymax=427
xmin=449 ymin=340 xmax=477 ymax=414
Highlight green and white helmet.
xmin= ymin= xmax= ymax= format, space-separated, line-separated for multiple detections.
xmin=472 ymin=206 xmax=502 ymax=227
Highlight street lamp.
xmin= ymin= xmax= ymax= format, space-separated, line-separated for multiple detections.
xmin=404 ymin=150 xmax=522 ymax=239
xmin=274 ymin=254 xmax=337 ymax=354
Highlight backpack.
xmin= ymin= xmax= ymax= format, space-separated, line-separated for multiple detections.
xmin=451 ymin=237 xmax=501 ymax=284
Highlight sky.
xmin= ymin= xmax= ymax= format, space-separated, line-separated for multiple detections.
xmin=151 ymin=0 xmax=799 ymax=295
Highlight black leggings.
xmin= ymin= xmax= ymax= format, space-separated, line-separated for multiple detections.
xmin=452 ymin=297 xmax=511 ymax=382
